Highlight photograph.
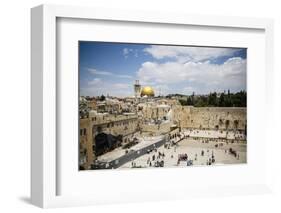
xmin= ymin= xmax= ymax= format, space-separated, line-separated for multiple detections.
xmin=79 ymin=41 xmax=247 ymax=170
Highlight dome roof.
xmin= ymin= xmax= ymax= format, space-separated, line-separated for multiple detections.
xmin=141 ymin=86 xmax=155 ymax=97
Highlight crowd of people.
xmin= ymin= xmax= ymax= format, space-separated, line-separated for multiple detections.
xmin=128 ymin=129 xmax=245 ymax=168
xmin=130 ymin=139 xmax=241 ymax=168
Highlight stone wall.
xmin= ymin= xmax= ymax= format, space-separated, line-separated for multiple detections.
xmin=141 ymin=121 xmax=172 ymax=135
xmin=90 ymin=113 xmax=139 ymax=140
xmin=169 ymin=127 xmax=180 ymax=139
xmin=175 ymin=106 xmax=246 ymax=131
xmin=140 ymin=104 xmax=170 ymax=120
xmin=172 ymin=105 xmax=191 ymax=127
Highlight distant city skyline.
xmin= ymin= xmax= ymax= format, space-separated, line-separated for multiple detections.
xmin=79 ymin=42 xmax=247 ymax=97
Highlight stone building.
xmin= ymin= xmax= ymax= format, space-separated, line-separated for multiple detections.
xmin=96 ymin=99 xmax=121 ymax=114
xmin=79 ymin=111 xmax=140 ymax=168
xmin=87 ymin=99 xmax=97 ymax=111
xmin=79 ymin=118 xmax=94 ymax=169
xmin=89 ymin=111 xmax=139 ymax=142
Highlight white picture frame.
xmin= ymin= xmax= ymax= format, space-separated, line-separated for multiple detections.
xmin=31 ymin=4 xmax=274 ymax=208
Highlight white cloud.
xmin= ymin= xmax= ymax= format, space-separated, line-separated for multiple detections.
xmin=87 ymin=68 xmax=132 ymax=79
xmin=113 ymin=83 xmax=130 ymax=89
xmin=81 ymin=46 xmax=245 ymax=97
xmin=88 ymin=69 xmax=112 ymax=76
xmin=150 ymin=84 xmax=170 ymax=96
xmin=123 ymin=48 xmax=130 ymax=58
xmin=123 ymin=48 xmax=134 ymax=58
xmin=123 ymin=48 xmax=139 ymax=58
xmin=137 ymin=57 xmax=246 ymax=94
xmin=81 ymin=79 xmax=133 ymax=97
xmin=144 ymin=45 xmax=239 ymax=62
xmin=183 ymin=86 xmax=194 ymax=95
xmin=118 ymin=74 xmax=133 ymax=79
xmin=123 ymin=48 xmax=129 ymax=55
xmin=82 ymin=68 xmax=134 ymax=97
xmin=88 ymin=78 xmax=102 ymax=86
xmin=134 ymin=51 xmax=138 ymax=58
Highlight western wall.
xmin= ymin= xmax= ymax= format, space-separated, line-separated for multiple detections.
xmin=139 ymin=105 xmax=246 ymax=136
xmin=173 ymin=106 xmax=246 ymax=131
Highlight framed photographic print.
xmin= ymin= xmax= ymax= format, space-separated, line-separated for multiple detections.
xmin=31 ymin=4 xmax=274 ymax=208
xmin=78 ymin=41 xmax=247 ymax=170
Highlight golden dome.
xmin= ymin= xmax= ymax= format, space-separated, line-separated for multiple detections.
xmin=141 ymin=86 xmax=155 ymax=97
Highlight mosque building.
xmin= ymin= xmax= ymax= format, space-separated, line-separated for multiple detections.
xmin=141 ymin=86 xmax=155 ymax=97
xmin=134 ymin=80 xmax=155 ymax=98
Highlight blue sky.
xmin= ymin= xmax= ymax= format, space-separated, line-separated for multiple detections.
xmin=79 ymin=41 xmax=246 ymax=97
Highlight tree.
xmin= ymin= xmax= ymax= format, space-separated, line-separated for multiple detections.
xmin=194 ymin=98 xmax=207 ymax=107
xmin=179 ymin=99 xmax=187 ymax=106
xmin=191 ymin=92 xmax=195 ymax=105
xmin=100 ymin=94 xmax=106 ymax=101
xmin=186 ymin=96 xmax=193 ymax=105
xmin=219 ymin=93 xmax=225 ymax=107
xmin=79 ymin=99 xmax=89 ymax=118
xmin=208 ymin=92 xmax=217 ymax=106
xmin=177 ymin=91 xmax=246 ymax=107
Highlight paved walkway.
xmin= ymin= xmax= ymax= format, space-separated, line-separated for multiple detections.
xmin=95 ymin=137 xmax=167 ymax=169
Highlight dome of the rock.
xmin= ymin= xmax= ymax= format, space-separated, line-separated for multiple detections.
xmin=140 ymin=86 xmax=155 ymax=97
